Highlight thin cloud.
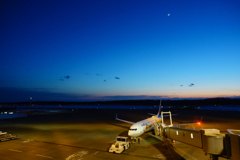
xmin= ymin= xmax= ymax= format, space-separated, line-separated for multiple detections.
xmin=64 ymin=75 xmax=70 ymax=79
xmin=188 ymin=83 xmax=194 ymax=87
xmin=59 ymin=75 xmax=70 ymax=81
xmin=115 ymin=77 xmax=120 ymax=80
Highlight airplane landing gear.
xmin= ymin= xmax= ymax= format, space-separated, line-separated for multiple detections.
xmin=131 ymin=137 xmax=137 ymax=143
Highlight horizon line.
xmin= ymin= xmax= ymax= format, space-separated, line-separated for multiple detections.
xmin=1 ymin=97 xmax=240 ymax=104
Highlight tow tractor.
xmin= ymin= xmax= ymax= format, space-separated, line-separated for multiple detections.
xmin=109 ymin=136 xmax=131 ymax=154
xmin=0 ymin=131 xmax=17 ymax=142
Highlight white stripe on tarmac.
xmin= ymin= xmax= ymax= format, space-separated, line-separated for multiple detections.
xmin=66 ymin=151 xmax=88 ymax=160
xmin=9 ymin=149 xmax=22 ymax=152
xmin=36 ymin=154 xmax=53 ymax=159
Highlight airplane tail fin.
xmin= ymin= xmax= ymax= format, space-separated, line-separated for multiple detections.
xmin=157 ymin=100 xmax=162 ymax=118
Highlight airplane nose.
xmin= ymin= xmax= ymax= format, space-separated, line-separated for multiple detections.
xmin=128 ymin=130 xmax=142 ymax=137
xmin=128 ymin=130 xmax=136 ymax=137
xmin=128 ymin=130 xmax=132 ymax=137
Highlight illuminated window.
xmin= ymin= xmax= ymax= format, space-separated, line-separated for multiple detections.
xmin=176 ymin=131 xmax=178 ymax=135
xmin=191 ymin=133 xmax=193 ymax=139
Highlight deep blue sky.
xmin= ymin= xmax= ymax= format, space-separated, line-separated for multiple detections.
xmin=1 ymin=0 xmax=240 ymax=102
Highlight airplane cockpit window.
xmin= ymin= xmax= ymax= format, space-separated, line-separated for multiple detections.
xmin=129 ymin=128 xmax=137 ymax=131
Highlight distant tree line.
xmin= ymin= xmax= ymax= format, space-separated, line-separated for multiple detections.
xmin=1 ymin=98 xmax=240 ymax=107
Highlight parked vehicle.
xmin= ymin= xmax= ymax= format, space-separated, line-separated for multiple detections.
xmin=109 ymin=136 xmax=131 ymax=153
xmin=0 ymin=131 xmax=17 ymax=142
xmin=7 ymin=134 xmax=17 ymax=140
xmin=0 ymin=132 xmax=9 ymax=142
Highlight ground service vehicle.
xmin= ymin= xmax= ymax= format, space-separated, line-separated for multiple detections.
xmin=6 ymin=134 xmax=17 ymax=140
xmin=109 ymin=136 xmax=131 ymax=153
xmin=0 ymin=132 xmax=8 ymax=142
xmin=0 ymin=131 xmax=17 ymax=142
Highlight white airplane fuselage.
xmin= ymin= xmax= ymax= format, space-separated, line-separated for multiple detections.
xmin=128 ymin=116 xmax=162 ymax=137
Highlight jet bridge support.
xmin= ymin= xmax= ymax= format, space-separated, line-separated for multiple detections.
xmin=155 ymin=111 xmax=240 ymax=160
xmin=161 ymin=111 xmax=173 ymax=127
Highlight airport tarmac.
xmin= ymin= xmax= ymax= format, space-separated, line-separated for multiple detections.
xmin=0 ymin=108 xmax=240 ymax=160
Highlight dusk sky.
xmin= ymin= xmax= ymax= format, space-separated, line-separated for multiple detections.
xmin=1 ymin=0 xmax=240 ymax=102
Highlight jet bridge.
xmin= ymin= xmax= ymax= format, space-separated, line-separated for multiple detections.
xmin=156 ymin=111 xmax=240 ymax=160
xmin=227 ymin=129 xmax=240 ymax=160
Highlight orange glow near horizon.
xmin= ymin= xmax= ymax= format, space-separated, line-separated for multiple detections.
xmin=115 ymin=92 xmax=240 ymax=99
xmin=112 ymin=88 xmax=240 ymax=100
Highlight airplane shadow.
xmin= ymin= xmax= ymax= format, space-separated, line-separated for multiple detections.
xmin=141 ymin=132 xmax=185 ymax=160
xmin=106 ymin=120 xmax=184 ymax=159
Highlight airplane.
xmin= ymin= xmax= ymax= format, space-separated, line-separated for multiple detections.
xmin=116 ymin=100 xmax=201 ymax=139
xmin=116 ymin=100 xmax=165 ymax=138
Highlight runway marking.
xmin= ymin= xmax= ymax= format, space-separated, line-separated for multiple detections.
xmin=9 ymin=149 xmax=22 ymax=153
xmin=22 ymin=139 xmax=32 ymax=143
xmin=66 ymin=151 xmax=88 ymax=160
xmin=153 ymin=154 xmax=164 ymax=159
xmin=36 ymin=154 xmax=53 ymax=159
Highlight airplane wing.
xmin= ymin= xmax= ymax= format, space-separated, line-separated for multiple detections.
xmin=148 ymin=113 xmax=178 ymax=117
xmin=148 ymin=113 xmax=156 ymax=116
xmin=115 ymin=113 xmax=135 ymax=124
xmin=173 ymin=116 xmax=202 ymax=126
xmin=173 ymin=122 xmax=201 ymax=127
xmin=163 ymin=114 xmax=178 ymax=117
